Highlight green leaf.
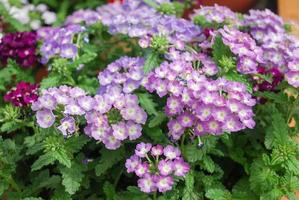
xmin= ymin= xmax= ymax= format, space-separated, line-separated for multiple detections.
xmin=212 ymin=36 xmax=234 ymax=68
xmin=144 ymin=127 xmax=169 ymax=144
xmin=52 ymin=148 xmax=72 ymax=168
xmin=65 ymin=135 xmax=89 ymax=154
xmin=205 ymin=188 xmax=232 ymax=200
xmin=103 ymin=182 xmax=116 ymax=200
xmin=40 ymin=74 xmax=61 ymax=90
xmin=143 ymin=49 xmax=160 ymax=73
xmin=183 ymin=143 xmax=203 ymax=163
xmin=31 ymin=152 xmax=56 ymax=171
xmin=148 ymin=111 xmax=167 ymax=128
xmin=23 ymin=198 xmax=44 ymax=200
xmin=0 ymin=121 xmax=21 ymax=133
xmin=60 ymin=162 xmax=84 ymax=195
xmin=183 ymin=172 xmax=200 ymax=200
xmin=136 ymin=92 xmax=158 ymax=116
xmin=202 ymin=156 xmax=215 ymax=173
xmin=272 ymin=109 xmax=289 ymax=144
xmin=95 ymin=147 xmax=125 ymax=176
xmin=255 ymin=91 xmax=288 ymax=104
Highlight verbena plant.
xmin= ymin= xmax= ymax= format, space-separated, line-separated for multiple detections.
xmin=0 ymin=1 xmax=298 ymax=200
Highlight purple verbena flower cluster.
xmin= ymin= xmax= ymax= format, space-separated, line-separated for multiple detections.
xmin=32 ymin=85 xmax=87 ymax=134
xmin=37 ymin=25 xmax=85 ymax=64
xmin=65 ymin=9 xmax=101 ymax=25
xmin=126 ymin=143 xmax=190 ymax=193
xmin=98 ymin=56 xmax=145 ymax=94
xmin=218 ymin=26 xmax=264 ymax=74
xmin=142 ymin=52 xmax=255 ymax=139
xmin=191 ymin=4 xmax=238 ymax=25
xmin=85 ymin=85 xmax=147 ymax=149
xmin=4 ymin=82 xmax=38 ymax=107
xmin=97 ymin=0 xmax=159 ymax=38
xmin=0 ymin=32 xmax=37 ymax=68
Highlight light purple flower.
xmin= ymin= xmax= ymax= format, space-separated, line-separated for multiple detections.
xmin=57 ymin=116 xmax=76 ymax=136
xmin=158 ymin=160 xmax=174 ymax=176
xmin=151 ymin=144 xmax=163 ymax=157
xmin=36 ymin=109 xmax=55 ymax=128
xmin=137 ymin=174 xmax=156 ymax=193
xmin=77 ymin=96 xmax=95 ymax=112
xmin=163 ymin=145 xmax=181 ymax=160
xmin=125 ymin=155 xmax=141 ymax=173
xmin=112 ymin=122 xmax=128 ymax=141
xmin=126 ymin=121 xmax=142 ymax=140
xmin=135 ymin=142 xmax=152 ymax=158
xmin=173 ymin=159 xmax=190 ymax=177
xmin=156 ymin=176 xmax=174 ymax=193
xmin=135 ymin=162 xmax=150 ymax=177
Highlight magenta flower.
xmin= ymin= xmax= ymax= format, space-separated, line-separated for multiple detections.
xmin=0 ymin=32 xmax=37 ymax=68
xmin=4 ymin=82 xmax=38 ymax=107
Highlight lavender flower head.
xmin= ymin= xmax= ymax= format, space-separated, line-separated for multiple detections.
xmin=126 ymin=143 xmax=190 ymax=193
xmin=191 ymin=4 xmax=239 ymax=25
xmin=38 ymin=25 xmax=85 ymax=64
xmin=65 ymin=9 xmax=101 ymax=25
xmin=98 ymin=56 xmax=145 ymax=94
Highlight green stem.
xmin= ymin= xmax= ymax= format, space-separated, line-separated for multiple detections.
xmin=153 ymin=191 xmax=157 ymax=200
xmin=113 ymin=168 xmax=123 ymax=188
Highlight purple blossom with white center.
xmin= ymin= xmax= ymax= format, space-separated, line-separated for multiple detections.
xmin=137 ymin=175 xmax=157 ymax=193
xmin=65 ymin=9 xmax=101 ymax=25
xmin=57 ymin=116 xmax=76 ymax=136
xmin=102 ymin=134 xmax=121 ymax=150
xmin=36 ymin=109 xmax=55 ymax=128
xmin=163 ymin=145 xmax=181 ymax=160
xmin=156 ymin=176 xmax=174 ymax=193
xmin=198 ymin=53 xmax=219 ymax=76
xmin=77 ymin=95 xmax=95 ymax=112
xmin=173 ymin=159 xmax=190 ymax=177
xmin=127 ymin=121 xmax=142 ymax=140
xmin=135 ymin=142 xmax=152 ymax=158
xmin=158 ymin=160 xmax=174 ymax=176
xmin=151 ymin=145 xmax=163 ymax=156
xmin=125 ymin=154 xmax=141 ymax=173
xmin=112 ymin=122 xmax=128 ymax=141
xmin=126 ymin=143 xmax=189 ymax=193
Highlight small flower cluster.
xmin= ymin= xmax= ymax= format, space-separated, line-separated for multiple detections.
xmin=4 ymin=82 xmax=38 ymax=107
xmin=218 ymin=26 xmax=264 ymax=74
xmin=98 ymin=56 xmax=145 ymax=94
xmin=0 ymin=0 xmax=56 ymax=30
xmin=126 ymin=143 xmax=190 ymax=193
xmin=85 ymin=84 xmax=147 ymax=149
xmin=32 ymin=86 xmax=88 ymax=136
xmin=97 ymin=0 xmax=159 ymax=38
xmin=65 ymin=9 xmax=101 ymax=26
xmin=38 ymin=25 xmax=85 ymax=64
xmin=0 ymin=31 xmax=37 ymax=68
xmin=191 ymin=4 xmax=238 ymax=25
xmin=285 ymin=48 xmax=299 ymax=87
xmin=143 ymin=52 xmax=256 ymax=139
xmin=32 ymin=84 xmax=147 ymax=149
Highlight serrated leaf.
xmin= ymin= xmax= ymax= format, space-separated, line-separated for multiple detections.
xmin=0 ymin=121 xmax=21 ymax=133
xmin=183 ymin=143 xmax=203 ymax=163
xmin=95 ymin=147 xmax=125 ymax=176
xmin=31 ymin=152 xmax=56 ymax=171
xmin=202 ymin=156 xmax=215 ymax=173
xmin=52 ymin=148 xmax=72 ymax=168
xmin=148 ymin=111 xmax=167 ymax=128
xmin=65 ymin=135 xmax=89 ymax=154
xmin=272 ymin=109 xmax=289 ymax=144
xmin=183 ymin=172 xmax=200 ymax=200
xmin=136 ymin=92 xmax=158 ymax=116
xmin=40 ymin=74 xmax=61 ymax=90
xmin=143 ymin=49 xmax=160 ymax=73
xmin=60 ymin=162 xmax=84 ymax=195
xmin=205 ymin=188 xmax=231 ymax=200
xmin=212 ymin=36 xmax=234 ymax=67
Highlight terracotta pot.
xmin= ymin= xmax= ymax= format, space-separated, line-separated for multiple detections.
xmin=197 ymin=0 xmax=258 ymax=13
